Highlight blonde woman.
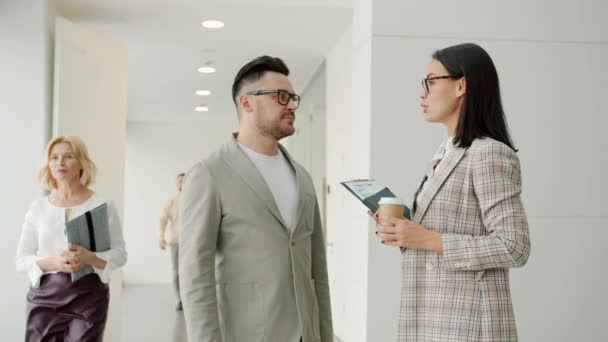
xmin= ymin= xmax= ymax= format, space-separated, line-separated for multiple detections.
xmin=16 ymin=136 xmax=127 ymax=341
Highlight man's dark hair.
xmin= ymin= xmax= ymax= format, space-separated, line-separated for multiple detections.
xmin=231 ymin=56 xmax=290 ymax=105
xmin=177 ymin=173 xmax=185 ymax=177
xmin=433 ymin=43 xmax=517 ymax=151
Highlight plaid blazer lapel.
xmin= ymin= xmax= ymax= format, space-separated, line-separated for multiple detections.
xmin=413 ymin=147 xmax=466 ymax=223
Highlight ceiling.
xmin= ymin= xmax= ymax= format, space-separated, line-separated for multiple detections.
xmin=53 ymin=0 xmax=352 ymax=122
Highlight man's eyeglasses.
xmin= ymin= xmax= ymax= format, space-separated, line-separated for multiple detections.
xmin=421 ymin=75 xmax=459 ymax=93
xmin=246 ymin=89 xmax=301 ymax=109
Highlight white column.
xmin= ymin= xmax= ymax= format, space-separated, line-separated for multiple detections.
xmin=326 ymin=24 xmax=373 ymax=342
xmin=53 ymin=17 xmax=128 ymax=342
xmin=0 ymin=1 xmax=54 ymax=339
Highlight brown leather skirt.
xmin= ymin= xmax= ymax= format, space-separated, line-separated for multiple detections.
xmin=25 ymin=272 xmax=109 ymax=342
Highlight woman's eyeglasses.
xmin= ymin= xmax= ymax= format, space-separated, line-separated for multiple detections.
xmin=421 ymin=75 xmax=459 ymax=93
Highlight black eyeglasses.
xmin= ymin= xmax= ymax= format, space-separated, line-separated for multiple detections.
xmin=246 ymin=89 xmax=301 ymax=109
xmin=421 ymin=75 xmax=458 ymax=93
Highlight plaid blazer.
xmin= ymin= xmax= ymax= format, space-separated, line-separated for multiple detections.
xmin=398 ymin=137 xmax=530 ymax=342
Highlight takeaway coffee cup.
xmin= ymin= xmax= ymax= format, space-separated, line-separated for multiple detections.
xmin=378 ymin=197 xmax=405 ymax=219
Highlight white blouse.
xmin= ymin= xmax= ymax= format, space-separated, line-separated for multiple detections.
xmin=15 ymin=193 xmax=127 ymax=288
xmin=421 ymin=137 xmax=455 ymax=194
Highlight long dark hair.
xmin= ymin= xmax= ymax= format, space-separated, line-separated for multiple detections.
xmin=432 ymin=43 xmax=517 ymax=151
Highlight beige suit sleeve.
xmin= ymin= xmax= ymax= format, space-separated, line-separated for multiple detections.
xmin=311 ymin=195 xmax=334 ymax=341
xmin=442 ymin=142 xmax=531 ymax=271
xmin=179 ymin=162 xmax=223 ymax=342
xmin=158 ymin=199 xmax=171 ymax=241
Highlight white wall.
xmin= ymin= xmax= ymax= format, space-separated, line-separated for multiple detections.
xmin=123 ymin=118 xmax=237 ymax=285
xmin=325 ymin=26 xmax=372 ymax=342
xmin=287 ymin=63 xmax=327 ymax=226
xmin=323 ymin=0 xmax=608 ymax=341
xmin=0 ymin=1 xmax=53 ymax=340
xmin=53 ymin=18 xmax=128 ymax=342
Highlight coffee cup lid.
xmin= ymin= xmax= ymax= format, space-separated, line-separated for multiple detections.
xmin=378 ymin=197 xmax=405 ymax=205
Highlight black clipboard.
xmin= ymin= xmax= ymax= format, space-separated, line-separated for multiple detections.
xmin=64 ymin=202 xmax=111 ymax=282
xmin=340 ymin=179 xmax=411 ymax=219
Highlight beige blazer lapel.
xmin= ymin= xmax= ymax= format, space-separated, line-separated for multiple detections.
xmin=278 ymin=145 xmax=310 ymax=230
xmin=413 ymin=147 xmax=466 ymax=223
xmin=222 ymin=138 xmax=290 ymax=230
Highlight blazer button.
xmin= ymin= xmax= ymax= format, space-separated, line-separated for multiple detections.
xmin=291 ymin=241 xmax=295 ymax=247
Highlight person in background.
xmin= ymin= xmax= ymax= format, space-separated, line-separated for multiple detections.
xmin=159 ymin=172 xmax=185 ymax=311
xmin=16 ymin=135 xmax=127 ymax=341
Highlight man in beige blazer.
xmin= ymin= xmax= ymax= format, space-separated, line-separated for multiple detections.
xmin=179 ymin=56 xmax=332 ymax=342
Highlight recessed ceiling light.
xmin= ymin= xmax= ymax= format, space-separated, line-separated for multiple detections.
xmin=201 ymin=20 xmax=224 ymax=29
xmin=195 ymin=90 xmax=212 ymax=96
xmin=197 ymin=66 xmax=216 ymax=73
xmin=195 ymin=105 xmax=209 ymax=112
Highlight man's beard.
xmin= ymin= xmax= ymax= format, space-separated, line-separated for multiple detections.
xmin=256 ymin=114 xmax=295 ymax=141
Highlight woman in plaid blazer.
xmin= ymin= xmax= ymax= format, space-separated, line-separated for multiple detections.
xmin=374 ymin=43 xmax=531 ymax=341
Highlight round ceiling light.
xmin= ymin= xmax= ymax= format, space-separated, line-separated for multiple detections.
xmin=197 ymin=66 xmax=216 ymax=73
xmin=195 ymin=105 xmax=209 ymax=112
xmin=201 ymin=20 xmax=225 ymax=29
xmin=195 ymin=90 xmax=212 ymax=96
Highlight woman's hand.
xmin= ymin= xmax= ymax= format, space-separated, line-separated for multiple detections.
xmin=66 ymin=243 xmax=107 ymax=270
xmin=367 ymin=210 xmax=380 ymax=224
xmin=376 ymin=215 xmax=444 ymax=253
xmin=36 ymin=253 xmax=83 ymax=273
xmin=65 ymin=243 xmax=95 ymax=266
xmin=36 ymin=253 xmax=80 ymax=273
xmin=59 ymin=250 xmax=85 ymax=273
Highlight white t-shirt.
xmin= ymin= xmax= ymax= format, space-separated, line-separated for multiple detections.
xmin=239 ymin=143 xmax=299 ymax=231
xmin=15 ymin=193 xmax=128 ymax=287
